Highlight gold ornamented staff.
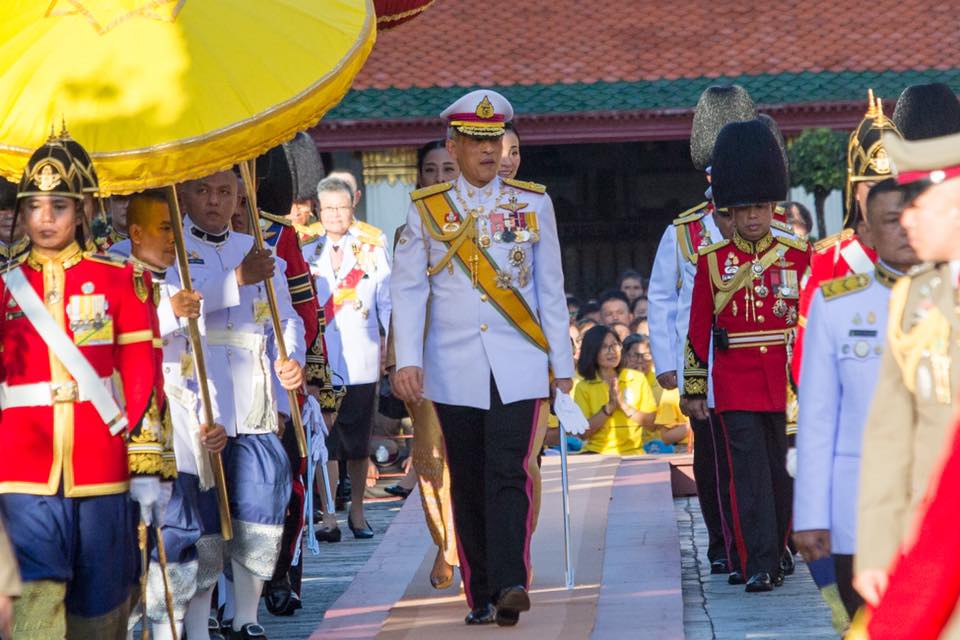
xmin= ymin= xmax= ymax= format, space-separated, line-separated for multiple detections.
xmin=238 ymin=161 xmax=308 ymax=458
xmin=164 ymin=187 xmax=233 ymax=540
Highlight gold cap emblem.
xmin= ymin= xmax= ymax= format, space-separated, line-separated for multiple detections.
xmin=475 ymin=96 xmax=495 ymax=119
xmin=36 ymin=162 xmax=63 ymax=192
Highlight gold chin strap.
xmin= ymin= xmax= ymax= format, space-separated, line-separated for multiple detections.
xmin=13 ymin=580 xmax=67 ymax=640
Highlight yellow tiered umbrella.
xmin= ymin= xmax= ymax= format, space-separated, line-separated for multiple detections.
xmin=0 ymin=0 xmax=376 ymax=194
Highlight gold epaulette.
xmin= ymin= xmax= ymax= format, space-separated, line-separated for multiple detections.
xmin=295 ymin=221 xmax=325 ymax=239
xmin=259 ymin=210 xmax=292 ymax=226
xmin=672 ymin=202 xmax=708 ymax=225
xmin=771 ymin=219 xmax=795 ymax=235
xmin=84 ymin=252 xmax=128 ymax=268
xmin=814 ymin=228 xmax=854 ymax=253
xmin=352 ymin=220 xmax=385 ymax=247
xmin=820 ymin=273 xmax=872 ymax=300
xmin=503 ymin=177 xmax=546 ymax=194
xmin=410 ymin=182 xmax=453 ymax=200
xmin=698 ymin=239 xmax=730 ymax=255
xmin=776 ymin=235 xmax=809 ymax=252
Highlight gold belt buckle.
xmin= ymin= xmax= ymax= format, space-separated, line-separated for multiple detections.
xmin=50 ymin=381 xmax=78 ymax=403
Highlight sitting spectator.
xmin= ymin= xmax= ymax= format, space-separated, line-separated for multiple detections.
xmin=621 ymin=334 xmax=690 ymax=453
xmin=618 ymin=269 xmax=645 ymax=306
xmin=631 ymin=294 xmax=649 ymax=319
xmin=609 ymin=321 xmax=631 ymax=343
xmin=598 ymin=290 xmax=633 ymax=326
xmin=577 ymin=300 xmax=601 ymax=323
xmin=783 ymin=200 xmax=813 ymax=239
xmin=573 ymin=326 xmax=656 ymax=455
xmin=629 ymin=316 xmax=649 ymax=337
xmin=566 ymin=295 xmax=581 ymax=324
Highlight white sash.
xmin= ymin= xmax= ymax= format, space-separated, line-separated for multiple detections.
xmin=2 ymin=267 xmax=127 ymax=435
xmin=840 ymin=240 xmax=875 ymax=275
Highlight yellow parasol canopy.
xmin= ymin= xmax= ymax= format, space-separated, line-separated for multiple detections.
xmin=0 ymin=0 xmax=376 ymax=194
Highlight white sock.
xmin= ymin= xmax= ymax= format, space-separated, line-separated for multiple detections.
xmin=183 ymin=586 xmax=215 ymax=640
xmin=221 ymin=574 xmax=236 ymax=623
xmin=151 ymin=621 xmax=183 ymax=640
xmin=231 ymin=560 xmax=264 ymax=628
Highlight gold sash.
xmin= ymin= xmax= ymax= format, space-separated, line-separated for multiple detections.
xmin=414 ymin=191 xmax=549 ymax=353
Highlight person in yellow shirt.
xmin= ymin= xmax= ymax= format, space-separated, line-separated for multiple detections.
xmin=621 ymin=333 xmax=691 ymax=451
xmin=573 ymin=326 xmax=657 ymax=455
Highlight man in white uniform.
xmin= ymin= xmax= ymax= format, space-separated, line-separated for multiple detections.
xmin=179 ymin=169 xmax=305 ymax=640
xmin=391 ymin=90 xmax=573 ymax=627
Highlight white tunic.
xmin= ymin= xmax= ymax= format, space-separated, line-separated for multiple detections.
xmin=182 ymin=217 xmax=304 ymax=436
xmin=391 ymin=175 xmax=574 ymax=409
xmin=305 ymin=225 xmax=391 ymax=386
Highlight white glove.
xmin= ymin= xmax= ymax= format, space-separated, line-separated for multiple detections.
xmin=130 ymin=476 xmax=162 ymax=525
xmin=786 ymin=447 xmax=797 ymax=479
xmin=554 ymin=393 xmax=589 ymax=436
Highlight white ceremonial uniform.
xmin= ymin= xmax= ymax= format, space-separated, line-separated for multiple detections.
xmin=305 ymin=223 xmax=391 ymax=385
xmin=648 ymin=205 xmax=721 ymax=406
xmin=793 ymin=267 xmax=896 ymax=554
xmin=182 ymin=217 xmax=304 ymax=437
xmin=391 ymin=175 xmax=573 ymax=409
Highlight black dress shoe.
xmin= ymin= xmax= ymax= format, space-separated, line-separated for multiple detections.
xmin=710 ymin=559 xmax=730 ymax=574
xmin=315 ymin=525 xmax=342 ymax=543
xmin=208 ymin=617 xmax=227 ymax=640
xmin=495 ymin=585 xmax=531 ymax=627
xmin=384 ymin=484 xmax=413 ymax=499
xmin=234 ymin=623 xmax=268 ymax=638
xmin=727 ymin=571 xmax=745 ymax=585
xmin=780 ymin=550 xmax=796 ymax=576
xmin=264 ymin=576 xmax=294 ymax=616
xmin=745 ymin=572 xmax=774 ymax=592
xmin=464 ymin=603 xmax=496 ymax=625
xmin=772 ymin=568 xmax=785 ymax=587
xmin=348 ymin=517 xmax=374 ymax=539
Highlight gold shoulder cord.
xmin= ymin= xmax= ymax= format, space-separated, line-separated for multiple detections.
xmin=887 ymin=276 xmax=950 ymax=393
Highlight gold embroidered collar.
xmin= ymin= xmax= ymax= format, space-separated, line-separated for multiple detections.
xmin=129 ymin=255 xmax=167 ymax=281
xmin=732 ymin=232 xmax=774 ymax=255
xmin=874 ymin=261 xmax=905 ymax=289
xmin=27 ymin=242 xmax=84 ymax=271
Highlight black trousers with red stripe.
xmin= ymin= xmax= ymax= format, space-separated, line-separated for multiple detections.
xmin=434 ymin=377 xmax=539 ymax=609
xmin=690 ymin=412 xmax=728 ymax=565
xmin=719 ymin=411 xmax=792 ymax=578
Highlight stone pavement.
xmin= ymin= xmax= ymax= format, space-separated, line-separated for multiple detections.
xmin=675 ymin=496 xmax=837 ymax=639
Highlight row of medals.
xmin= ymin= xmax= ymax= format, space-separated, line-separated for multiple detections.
xmin=451 ymin=187 xmax=534 ymax=289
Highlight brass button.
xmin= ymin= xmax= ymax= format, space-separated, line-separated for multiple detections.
xmin=480 ymin=294 xmax=488 ymax=302
xmin=755 ymin=300 xmax=763 ymax=308
xmin=757 ymin=315 xmax=765 ymax=323
xmin=480 ymin=323 xmax=488 ymax=332
xmin=759 ymin=346 xmax=768 ymax=354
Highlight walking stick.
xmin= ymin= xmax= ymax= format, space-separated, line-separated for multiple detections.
xmin=153 ymin=526 xmax=180 ymax=640
xmin=138 ymin=521 xmax=151 ymax=640
xmin=238 ymin=161 xmax=308 ymax=459
xmin=558 ymin=423 xmax=575 ymax=590
xmin=164 ymin=187 xmax=233 ymax=541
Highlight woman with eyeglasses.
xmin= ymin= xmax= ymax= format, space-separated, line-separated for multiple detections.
xmin=621 ymin=334 xmax=691 ymax=452
xmin=572 ymin=326 xmax=657 ymax=455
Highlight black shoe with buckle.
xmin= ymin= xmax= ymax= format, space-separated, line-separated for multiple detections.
xmin=710 ymin=559 xmax=729 ymax=574
xmin=495 ymin=585 xmax=531 ymax=627
xmin=745 ymin=572 xmax=774 ymax=593
xmin=209 ymin=615 xmax=227 ymax=640
xmin=234 ymin=622 xmax=268 ymax=639
xmin=780 ymin=549 xmax=796 ymax=576
xmin=464 ymin=603 xmax=496 ymax=625
xmin=727 ymin=571 xmax=745 ymax=585
xmin=264 ymin=576 xmax=294 ymax=616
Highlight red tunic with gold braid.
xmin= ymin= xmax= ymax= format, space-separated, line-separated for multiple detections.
xmin=792 ymin=230 xmax=877 ymax=382
xmin=0 ymin=243 xmax=163 ymax=497
xmin=684 ymin=232 xmax=811 ymax=413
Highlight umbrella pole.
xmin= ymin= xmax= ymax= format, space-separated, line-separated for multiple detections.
xmin=164 ymin=187 xmax=234 ymax=541
xmin=559 ymin=425 xmax=575 ymax=590
xmin=238 ymin=161 xmax=308 ymax=459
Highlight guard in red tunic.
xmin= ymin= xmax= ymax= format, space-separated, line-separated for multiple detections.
xmin=792 ymin=91 xmax=897 ymax=383
xmin=684 ymin=119 xmax=811 ymax=592
xmin=0 ymin=138 xmax=166 ymax=637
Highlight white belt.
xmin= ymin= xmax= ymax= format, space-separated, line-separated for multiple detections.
xmin=0 ymin=377 xmax=116 ymax=408
xmin=727 ymin=330 xmax=787 ymax=349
